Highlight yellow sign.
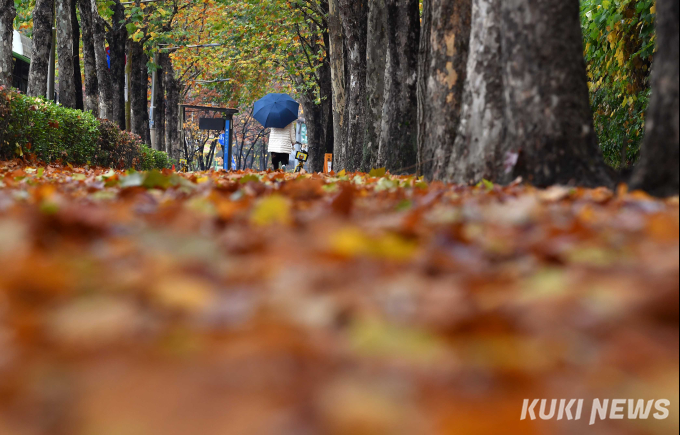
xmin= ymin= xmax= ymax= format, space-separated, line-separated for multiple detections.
xmin=295 ymin=151 xmax=309 ymax=162
xmin=324 ymin=154 xmax=333 ymax=174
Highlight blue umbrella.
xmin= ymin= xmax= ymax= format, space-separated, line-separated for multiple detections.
xmin=253 ymin=94 xmax=299 ymax=129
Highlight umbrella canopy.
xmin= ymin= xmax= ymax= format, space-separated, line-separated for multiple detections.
xmin=253 ymin=94 xmax=300 ymax=129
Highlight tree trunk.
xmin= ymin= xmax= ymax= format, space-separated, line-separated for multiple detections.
xmin=338 ymin=0 xmax=368 ymax=172
xmin=630 ymin=0 xmax=679 ymax=197
xmin=301 ymin=94 xmax=325 ymax=172
xmin=319 ymin=65 xmax=334 ymax=168
xmin=301 ymin=50 xmax=334 ymax=174
xmin=312 ymin=44 xmax=334 ymax=173
xmin=321 ymin=21 xmax=335 ymax=161
xmin=417 ymin=0 xmax=472 ymax=180
xmin=328 ymin=0 xmax=346 ymax=172
xmin=363 ymin=0 xmax=387 ymax=171
xmin=376 ymin=0 xmax=419 ymax=174
xmin=27 ymin=0 xmax=54 ymax=98
xmin=108 ymin=0 xmax=127 ymax=129
xmin=90 ymin=0 xmax=113 ymax=120
xmin=163 ymin=53 xmax=180 ymax=159
xmin=129 ymin=40 xmax=147 ymax=139
xmin=142 ymin=51 xmax=151 ymax=145
xmin=446 ymin=0 xmax=505 ymax=184
xmin=70 ymin=0 xmax=83 ymax=110
xmin=78 ymin=0 xmax=98 ymax=114
xmin=56 ymin=0 xmax=77 ymax=108
xmin=499 ymin=0 xmax=611 ymax=187
xmin=154 ymin=53 xmax=166 ymax=153
xmin=0 ymin=0 xmax=15 ymax=87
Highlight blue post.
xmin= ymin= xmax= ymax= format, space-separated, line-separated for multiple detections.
xmin=223 ymin=119 xmax=231 ymax=171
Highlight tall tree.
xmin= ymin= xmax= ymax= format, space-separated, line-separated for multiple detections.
xmin=129 ymin=40 xmax=147 ymax=139
xmin=499 ymin=0 xmax=611 ymax=187
xmin=630 ymin=0 xmax=679 ymax=197
xmin=338 ymin=0 xmax=368 ymax=171
xmin=70 ymin=0 xmax=84 ymax=110
xmin=376 ymin=0 xmax=419 ymax=173
xmin=27 ymin=0 xmax=54 ymax=98
xmin=363 ymin=0 xmax=387 ymax=170
xmin=289 ymin=0 xmax=333 ymax=173
xmin=163 ymin=54 xmax=181 ymax=161
xmin=0 ymin=0 xmax=16 ymax=87
xmin=56 ymin=0 xmax=77 ymax=108
xmin=445 ymin=0 xmax=504 ymax=184
xmin=141 ymin=50 xmax=151 ymax=145
xmin=328 ymin=0 xmax=346 ymax=172
xmin=154 ymin=53 xmax=166 ymax=153
xmin=78 ymin=0 xmax=98 ymax=114
xmin=320 ymin=21 xmax=335 ymax=162
xmin=108 ymin=0 xmax=127 ymax=129
xmin=90 ymin=0 xmax=113 ymax=119
xmin=417 ymin=0 xmax=472 ymax=180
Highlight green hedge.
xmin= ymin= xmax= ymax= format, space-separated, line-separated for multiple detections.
xmin=0 ymin=86 xmax=170 ymax=170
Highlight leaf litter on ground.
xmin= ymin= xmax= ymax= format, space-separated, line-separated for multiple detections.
xmin=0 ymin=160 xmax=678 ymax=435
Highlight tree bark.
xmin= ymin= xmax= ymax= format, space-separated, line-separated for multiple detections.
xmin=328 ymin=0 xmax=346 ymax=172
xmin=320 ymin=17 xmax=335 ymax=162
xmin=141 ymin=50 xmax=151 ymax=145
xmin=310 ymin=30 xmax=334 ymax=173
xmin=417 ymin=0 xmax=472 ymax=180
xmin=129 ymin=40 xmax=147 ymax=140
xmin=78 ymin=0 xmax=98 ymax=114
xmin=499 ymin=0 xmax=611 ymax=187
xmin=317 ymin=53 xmax=334 ymax=171
xmin=338 ymin=0 xmax=368 ymax=172
xmin=376 ymin=0 xmax=419 ymax=174
xmin=90 ymin=0 xmax=113 ymax=120
xmin=56 ymin=0 xmax=77 ymax=108
xmin=446 ymin=0 xmax=505 ymax=184
xmin=70 ymin=0 xmax=83 ymax=110
xmin=27 ymin=0 xmax=54 ymax=98
xmin=630 ymin=0 xmax=679 ymax=197
xmin=108 ymin=0 xmax=127 ymax=129
xmin=154 ymin=53 xmax=166 ymax=152
xmin=163 ymin=53 xmax=180 ymax=159
xmin=363 ymin=0 xmax=387 ymax=171
xmin=0 ymin=0 xmax=15 ymax=87
xmin=301 ymin=93 xmax=325 ymax=172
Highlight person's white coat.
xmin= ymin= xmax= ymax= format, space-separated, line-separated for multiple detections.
xmin=267 ymin=122 xmax=296 ymax=154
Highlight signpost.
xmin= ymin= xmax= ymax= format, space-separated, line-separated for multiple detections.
xmin=324 ymin=154 xmax=333 ymax=174
xmin=179 ymin=105 xmax=238 ymax=172
xmin=222 ymin=119 xmax=231 ymax=171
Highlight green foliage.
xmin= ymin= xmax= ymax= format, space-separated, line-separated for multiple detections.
xmin=14 ymin=0 xmax=35 ymax=36
xmin=0 ymin=86 xmax=170 ymax=170
xmin=213 ymin=0 xmax=328 ymax=104
xmin=581 ymin=0 xmax=656 ymax=169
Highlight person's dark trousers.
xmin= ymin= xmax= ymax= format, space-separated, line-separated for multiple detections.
xmin=271 ymin=152 xmax=290 ymax=170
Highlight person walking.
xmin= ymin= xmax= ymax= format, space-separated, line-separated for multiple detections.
xmin=252 ymin=93 xmax=300 ymax=171
xmin=268 ymin=121 xmax=296 ymax=171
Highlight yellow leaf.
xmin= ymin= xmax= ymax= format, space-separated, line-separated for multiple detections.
xmin=329 ymin=228 xmax=417 ymax=261
xmin=251 ymin=195 xmax=291 ymax=226
xmin=349 ymin=318 xmax=449 ymax=365
xmin=330 ymin=227 xmax=369 ymax=257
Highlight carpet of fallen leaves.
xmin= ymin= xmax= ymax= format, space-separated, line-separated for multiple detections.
xmin=0 ymin=160 xmax=678 ymax=435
